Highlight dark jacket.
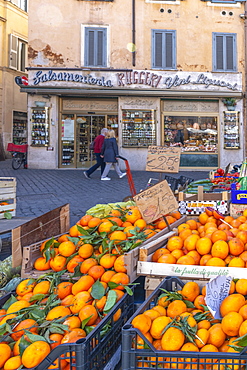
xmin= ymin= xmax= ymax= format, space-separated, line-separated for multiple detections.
xmin=101 ymin=137 xmax=119 ymax=163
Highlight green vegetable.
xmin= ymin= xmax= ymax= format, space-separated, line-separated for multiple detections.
xmin=189 ymin=179 xmax=211 ymax=185
xmin=86 ymin=200 xmax=135 ymax=218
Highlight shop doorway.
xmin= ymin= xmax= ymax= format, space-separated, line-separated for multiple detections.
xmin=60 ymin=114 xmax=118 ymax=168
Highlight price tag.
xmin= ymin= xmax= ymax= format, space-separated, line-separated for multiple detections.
xmin=205 ymin=276 xmax=232 ymax=319
xmin=133 ymin=179 xmax=178 ymax=223
xmin=146 ymin=146 xmax=181 ymax=173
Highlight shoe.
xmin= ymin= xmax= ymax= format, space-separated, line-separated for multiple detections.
xmin=83 ymin=171 xmax=91 ymax=179
xmin=101 ymin=177 xmax=111 ymax=181
xmin=119 ymin=172 xmax=127 ymax=179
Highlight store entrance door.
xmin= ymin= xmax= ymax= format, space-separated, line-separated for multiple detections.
xmin=76 ymin=115 xmax=106 ymax=168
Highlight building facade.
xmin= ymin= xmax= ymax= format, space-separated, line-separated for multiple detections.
xmin=23 ymin=0 xmax=246 ymax=170
xmin=0 ymin=0 xmax=28 ymax=156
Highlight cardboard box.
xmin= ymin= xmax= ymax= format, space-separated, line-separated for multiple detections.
xmin=230 ymin=203 xmax=247 ymax=218
xmin=0 ymin=177 xmax=16 ymax=219
xmin=178 ymin=186 xmax=229 ymax=215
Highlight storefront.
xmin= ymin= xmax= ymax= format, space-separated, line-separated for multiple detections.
xmin=22 ymin=69 xmax=243 ymax=170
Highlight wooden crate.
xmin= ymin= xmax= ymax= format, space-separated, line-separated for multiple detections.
xmin=124 ymin=216 xmax=186 ymax=282
xmin=0 ymin=177 xmax=16 ymax=219
xmin=15 ymin=204 xmax=70 ymax=270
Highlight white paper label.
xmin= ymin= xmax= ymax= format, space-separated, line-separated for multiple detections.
xmin=205 ymin=275 xmax=232 ymax=319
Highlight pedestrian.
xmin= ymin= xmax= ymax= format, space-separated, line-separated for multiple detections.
xmin=100 ymin=130 xmax=126 ymax=181
xmin=83 ymin=127 xmax=108 ymax=179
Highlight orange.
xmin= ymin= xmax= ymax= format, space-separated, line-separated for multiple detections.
xmin=16 ymin=279 xmax=36 ymax=296
xmin=184 ymin=234 xmax=200 ymax=251
xmin=198 ymin=213 xmax=209 ymax=225
xmin=100 ymin=254 xmax=117 ymax=269
xmin=179 ymin=312 xmax=197 ymax=327
xmin=33 ymin=280 xmax=50 ymax=295
xmin=143 ymin=229 xmax=156 ymax=239
xmin=239 ymin=320 xmax=247 ymax=337
xmin=109 ymin=272 xmax=129 ymax=290
xmin=150 ymin=316 xmax=172 ymax=339
xmin=72 ymin=275 xmax=95 ymax=295
xmin=186 ymin=250 xmax=200 ymax=265
xmin=179 ymin=228 xmax=192 ymax=241
xmin=63 ymin=316 xmax=81 ymax=331
xmin=124 ymin=225 xmax=137 ymax=237
xmin=132 ymin=314 xmax=152 ymax=334
xmin=55 ymin=281 xmax=73 ymax=299
xmin=46 ymin=305 xmax=71 ymax=321
xmin=228 ymin=257 xmax=245 ymax=268
xmin=125 ymin=208 xmax=142 ymax=224
xmin=58 ymin=234 xmax=70 ymax=243
xmin=158 ymin=295 xmax=169 ymax=308
xmin=239 ymin=304 xmax=247 ymax=320
xmin=58 ymin=241 xmax=76 ymax=257
xmin=165 ymin=215 xmax=176 ymax=225
xmin=208 ymin=324 xmax=226 ymax=348
xmin=230 ymin=219 xmax=242 ymax=228
xmin=211 ymin=240 xmax=229 ymax=259
xmin=196 ymin=237 xmax=212 ymax=255
xmin=211 ymin=230 xmax=227 ymax=243
xmin=80 ymin=214 xmax=93 ymax=226
xmin=167 ymin=300 xmax=187 ymax=318
xmin=114 ymin=255 xmax=127 ymax=273
xmin=109 ymin=230 xmax=127 ymax=243
xmin=110 ymin=289 xmax=125 ymax=302
xmin=88 ymin=265 xmax=105 ymax=280
xmin=87 ymin=217 xmax=102 ymax=228
xmin=221 ymin=312 xmax=243 ymax=337
xmin=242 ymin=209 xmax=247 ymax=218
xmin=161 ymin=327 xmax=185 ymax=351
xmin=109 ymin=209 xmax=121 ymax=217
xmin=157 ymin=254 xmax=177 ymax=264
xmin=177 ymin=223 xmax=190 ymax=233
xmin=200 ymin=344 xmax=218 ymax=353
xmin=181 ymin=281 xmax=200 ymax=302
xmin=3 ymin=355 xmax=22 ymax=370
xmin=80 ymin=257 xmax=98 ymax=274
xmin=167 ymin=236 xmax=183 ymax=251
xmin=170 ymin=211 xmax=182 ymax=220
xmin=152 ymin=305 xmax=167 ymax=316
xmin=235 ymin=279 xmax=247 ymax=295
xmin=194 ymin=295 xmax=206 ymax=310
xmin=93 ymin=295 xmax=107 ymax=311
xmin=34 ymin=257 xmax=51 ymax=271
xmin=171 ymin=249 xmax=184 ymax=260
xmin=66 ymin=255 xmax=84 ymax=273
xmin=50 ymin=255 xmax=67 ymax=272
xmin=220 ymin=293 xmax=246 ymax=317
xmin=61 ymin=294 xmax=74 ymax=306
xmin=239 ymin=251 xmax=247 ymax=262
xmin=197 ymin=319 xmax=211 ymax=330
xmin=100 ymin=270 xmax=116 ymax=283
xmin=98 ymin=221 xmax=114 ymax=233
xmin=186 ymin=219 xmax=198 ymax=230
xmin=143 ymin=309 xmax=160 ymax=321
xmin=108 ymin=217 xmax=123 ymax=227
xmin=11 ymin=319 xmax=38 ymax=341
xmin=69 ymin=225 xmax=82 ymax=237
xmin=206 ymin=257 xmax=226 ymax=267
xmin=236 ymin=231 xmax=247 ymax=244
xmin=61 ymin=328 xmax=86 ymax=344
xmin=134 ymin=219 xmax=147 ymax=230
xmin=70 ymin=291 xmax=93 ymax=314
xmin=22 ymin=341 xmax=51 ymax=369
xmin=200 ymin=254 xmax=212 ymax=266
xmin=177 ymin=255 xmax=195 ymax=265
xmin=228 ymin=238 xmax=245 ymax=256
xmin=78 ymin=304 xmax=98 ymax=325
xmin=78 ymin=244 xmax=94 ymax=259
xmin=152 ymin=248 xmax=170 ymax=262
xmin=7 ymin=300 xmax=30 ymax=314
xmin=122 ymin=221 xmax=132 ymax=227
xmin=0 ymin=343 xmax=13 ymax=368
xmin=239 ymin=223 xmax=247 ymax=231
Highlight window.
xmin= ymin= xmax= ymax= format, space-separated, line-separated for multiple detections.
xmin=152 ymin=30 xmax=176 ymax=69
xmin=212 ymin=32 xmax=237 ymax=72
xmin=84 ymin=27 xmax=107 ymax=67
xmin=7 ymin=0 xmax=28 ymax=11
xmin=9 ymin=34 xmax=27 ymax=72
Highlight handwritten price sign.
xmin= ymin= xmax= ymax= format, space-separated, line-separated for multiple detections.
xmin=133 ymin=179 xmax=179 ymax=223
xmin=205 ymin=276 xmax=232 ymax=319
xmin=146 ymin=146 xmax=181 ymax=173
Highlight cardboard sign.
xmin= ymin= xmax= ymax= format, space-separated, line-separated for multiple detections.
xmin=133 ymin=179 xmax=178 ymax=223
xmin=178 ymin=200 xmax=229 ymax=216
xmin=146 ymin=146 xmax=181 ymax=173
xmin=205 ymin=276 xmax=232 ymax=319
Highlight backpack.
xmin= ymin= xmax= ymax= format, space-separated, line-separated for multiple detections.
xmin=89 ymin=140 xmax=95 ymax=150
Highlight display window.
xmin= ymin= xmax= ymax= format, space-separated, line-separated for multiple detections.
xmin=163 ymin=115 xmax=218 ymax=153
xmin=122 ymin=110 xmax=156 ymax=147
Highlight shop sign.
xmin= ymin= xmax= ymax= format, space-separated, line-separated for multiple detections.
xmin=178 ymin=200 xmax=229 ymax=215
xmin=30 ymin=69 xmax=242 ymax=92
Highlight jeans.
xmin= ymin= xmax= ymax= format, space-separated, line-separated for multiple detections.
xmin=101 ymin=162 xmax=123 ymax=178
xmin=87 ymin=153 xmax=105 ymax=176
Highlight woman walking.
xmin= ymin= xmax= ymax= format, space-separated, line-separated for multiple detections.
xmin=100 ymin=130 xmax=126 ymax=181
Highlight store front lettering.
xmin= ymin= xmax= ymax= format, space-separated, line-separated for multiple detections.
xmin=117 ymin=71 xmax=162 ymax=88
xmin=33 ymin=70 xmax=113 ymax=87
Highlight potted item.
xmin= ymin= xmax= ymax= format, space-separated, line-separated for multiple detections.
xmin=222 ymin=98 xmax=237 ymax=111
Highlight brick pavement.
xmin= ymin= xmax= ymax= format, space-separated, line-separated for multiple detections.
xmin=0 ymin=159 xmax=209 ymax=226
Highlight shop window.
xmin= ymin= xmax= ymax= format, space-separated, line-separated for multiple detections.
xmin=9 ymin=34 xmax=27 ymax=72
xmin=212 ymin=32 xmax=237 ymax=72
xmin=151 ymin=29 xmax=176 ymax=70
xmin=84 ymin=27 xmax=107 ymax=67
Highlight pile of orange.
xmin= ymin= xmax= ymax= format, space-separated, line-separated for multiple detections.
xmin=0 ymin=269 xmax=129 ymax=369
xmin=131 ymin=279 xmax=247 ymax=361
xmin=33 ymin=206 xmax=182 ymax=274
xmin=152 ymin=209 xmax=247 ymax=268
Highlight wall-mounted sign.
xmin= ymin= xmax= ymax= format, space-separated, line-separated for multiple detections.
xmin=146 ymin=146 xmax=181 ymax=173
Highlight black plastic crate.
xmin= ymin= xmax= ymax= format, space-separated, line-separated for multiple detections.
xmin=0 ymin=289 xmax=135 ymax=370
xmin=122 ymin=276 xmax=247 ymax=370
xmin=163 ymin=175 xmax=180 ymax=192
xmin=178 ymin=175 xmax=194 ymax=186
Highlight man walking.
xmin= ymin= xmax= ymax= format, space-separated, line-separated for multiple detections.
xmin=83 ymin=128 xmax=108 ymax=179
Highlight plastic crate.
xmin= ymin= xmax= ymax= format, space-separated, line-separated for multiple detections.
xmin=231 ymin=183 xmax=247 ymax=204
xmin=122 ymin=276 xmax=247 ymax=370
xmin=7 ymin=143 xmax=28 ymax=153
xmin=1 ymin=288 xmax=135 ymax=370
xmin=163 ymin=175 xmax=179 ymax=192
xmin=178 ymin=175 xmax=194 ymax=186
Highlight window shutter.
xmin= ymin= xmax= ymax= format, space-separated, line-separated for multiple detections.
xmin=165 ymin=32 xmax=173 ymax=68
xmin=226 ymin=35 xmax=234 ymax=71
xmin=85 ymin=27 xmax=106 ymax=67
xmin=9 ymin=34 xmax=18 ymax=70
xmin=154 ymin=32 xmax=163 ymax=68
xmin=88 ymin=30 xmax=95 ymax=66
xmin=215 ymin=35 xmax=224 ymax=70
xmin=96 ymin=30 xmax=105 ymax=66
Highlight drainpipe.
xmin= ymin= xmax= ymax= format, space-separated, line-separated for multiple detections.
xmin=132 ymin=0 xmax=136 ymax=67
